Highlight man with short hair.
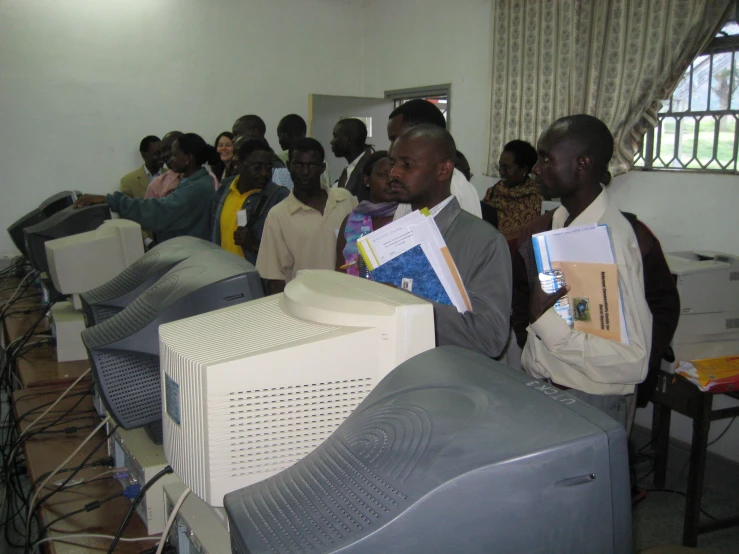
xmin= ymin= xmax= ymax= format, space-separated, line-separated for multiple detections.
xmin=211 ymin=138 xmax=289 ymax=265
xmin=331 ymin=118 xmax=371 ymax=202
xmin=146 ymin=131 xmax=218 ymax=198
xmin=389 ymin=124 xmax=511 ymax=358
xmin=257 ymin=138 xmax=356 ymax=295
xmin=387 ymin=100 xmax=481 ymax=219
xmin=513 ymin=114 xmax=652 ymax=427
xmin=120 ymin=135 xmax=163 ymax=198
xmin=233 ymin=114 xmax=267 ymax=140
xmin=276 ymin=114 xmax=331 ymax=189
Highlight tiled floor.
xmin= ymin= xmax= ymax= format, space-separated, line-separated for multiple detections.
xmin=631 ymin=425 xmax=739 ymax=553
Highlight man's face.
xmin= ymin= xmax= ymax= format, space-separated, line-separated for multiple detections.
xmin=141 ymin=141 xmax=163 ymax=172
xmin=330 ymin=123 xmax=350 ymax=158
xmin=233 ymin=119 xmax=264 ymax=140
xmin=289 ymin=151 xmax=325 ymax=191
xmin=387 ymin=114 xmax=407 ymax=147
xmin=240 ymin=150 xmax=273 ymax=189
xmin=159 ymin=137 xmax=178 ymax=168
xmin=533 ymin=129 xmax=581 ymax=199
xmin=388 ymin=135 xmax=442 ymax=204
xmin=168 ymin=140 xmax=189 ymax=174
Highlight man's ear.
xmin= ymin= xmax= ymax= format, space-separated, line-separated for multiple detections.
xmin=577 ymin=155 xmax=592 ymax=172
xmin=437 ymin=159 xmax=455 ymax=181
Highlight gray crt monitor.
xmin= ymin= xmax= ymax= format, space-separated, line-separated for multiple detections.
xmin=224 ymin=346 xmax=632 ymax=554
xmin=81 ymin=248 xmax=264 ymax=432
xmin=80 ymin=236 xmax=220 ymax=327
xmin=7 ymin=190 xmax=80 ymax=257
xmin=23 ymin=204 xmax=111 ymax=273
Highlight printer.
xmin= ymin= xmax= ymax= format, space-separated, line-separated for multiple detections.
xmin=665 ymin=250 xmax=739 ymax=362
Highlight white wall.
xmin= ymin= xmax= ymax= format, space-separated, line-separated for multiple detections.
xmin=609 ymin=171 xmax=739 ymax=256
xmin=0 ymin=0 xmax=364 ymax=254
xmin=360 ymin=0 xmax=496 ymax=198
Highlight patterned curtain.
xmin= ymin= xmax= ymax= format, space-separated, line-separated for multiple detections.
xmin=488 ymin=0 xmax=734 ymax=176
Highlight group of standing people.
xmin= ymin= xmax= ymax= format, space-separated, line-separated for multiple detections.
xmin=75 ymin=100 xmax=680 ymax=433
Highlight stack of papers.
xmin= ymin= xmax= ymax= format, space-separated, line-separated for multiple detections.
xmin=357 ymin=210 xmax=471 ymax=313
xmin=676 ymin=356 xmax=739 ymax=392
xmin=532 ymin=224 xmax=628 ymax=344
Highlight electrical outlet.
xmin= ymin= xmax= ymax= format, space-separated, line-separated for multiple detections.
xmin=0 ymin=254 xmax=19 ymax=271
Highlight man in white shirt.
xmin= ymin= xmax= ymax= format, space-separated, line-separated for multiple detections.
xmin=330 ymin=118 xmax=371 ymax=202
xmin=387 ymin=99 xmax=482 ymax=220
xmin=516 ymin=114 xmax=652 ymax=427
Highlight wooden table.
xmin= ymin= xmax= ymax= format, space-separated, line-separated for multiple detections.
xmin=651 ymin=371 xmax=739 ymax=547
xmin=13 ymin=386 xmax=156 ymax=554
xmin=3 ymin=307 xmax=91 ymax=388
xmin=3 ymin=278 xmax=157 ymax=553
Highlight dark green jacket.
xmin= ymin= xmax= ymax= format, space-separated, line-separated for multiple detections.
xmin=106 ymin=167 xmax=215 ymax=242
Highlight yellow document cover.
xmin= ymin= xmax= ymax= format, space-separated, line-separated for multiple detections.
xmin=551 ymin=261 xmax=621 ymax=342
xmin=676 ymin=357 xmax=739 ymax=392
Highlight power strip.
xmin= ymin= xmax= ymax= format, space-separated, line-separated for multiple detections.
xmin=163 ymin=479 xmax=230 ymax=554
xmin=109 ymin=426 xmax=178 ymax=534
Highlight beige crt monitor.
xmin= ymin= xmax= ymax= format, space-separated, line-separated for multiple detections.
xmin=160 ymin=269 xmax=436 ymax=507
xmin=46 ymin=219 xmax=144 ymax=306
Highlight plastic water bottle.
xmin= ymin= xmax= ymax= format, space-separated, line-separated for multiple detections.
xmin=357 ymin=226 xmax=372 ymax=280
xmin=538 ymin=270 xmax=573 ymax=327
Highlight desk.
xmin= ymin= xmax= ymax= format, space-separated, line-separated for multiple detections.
xmin=3 ymin=308 xmax=90 ymax=388
xmin=13 ymin=386 xmax=155 ymax=554
xmin=651 ymin=371 xmax=739 ymax=546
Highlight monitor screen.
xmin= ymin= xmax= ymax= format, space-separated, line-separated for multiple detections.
xmin=82 ymin=249 xmax=264 ymax=436
xmin=79 ymin=236 xmax=221 ymax=327
xmin=46 ymin=219 xmax=144 ymax=296
xmin=23 ymin=204 xmax=111 ymax=273
xmin=159 ymin=269 xmax=436 ymax=506
xmin=225 ymin=346 xmax=632 ymax=554
xmin=6 ymin=191 xmax=80 ymax=257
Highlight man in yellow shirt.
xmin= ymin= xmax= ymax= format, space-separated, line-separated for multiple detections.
xmin=210 ymin=138 xmax=289 ymax=265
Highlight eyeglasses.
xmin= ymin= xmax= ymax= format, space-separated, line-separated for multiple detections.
xmin=496 ymin=163 xmax=519 ymax=173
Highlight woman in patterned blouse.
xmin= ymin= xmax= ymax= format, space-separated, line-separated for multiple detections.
xmin=483 ymin=140 xmax=543 ymax=241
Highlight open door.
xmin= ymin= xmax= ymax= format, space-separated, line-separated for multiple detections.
xmin=309 ymin=94 xmax=394 ymax=185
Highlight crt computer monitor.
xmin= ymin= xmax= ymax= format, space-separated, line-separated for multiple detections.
xmin=79 ymin=236 xmax=220 ymax=328
xmin=46 ymin=219 xmax=144 ymax=300
xmin=23 ymin=204 xmax=111 ymax=274
xmin=81 ymin=248 xmax=264 ymax=444
xmin=159 ymin=269 xmax=436 ymax=506
xmin=6 ymin=190 xmax=80 ymax=257
xmin=224 ymin=346 xmax=632 ymax=554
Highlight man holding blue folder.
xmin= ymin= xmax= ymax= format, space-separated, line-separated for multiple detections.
xmin=388 ymin=125 xmax=512 ymax=359
xmin=513 ymin=115 xmax=652 ymax=427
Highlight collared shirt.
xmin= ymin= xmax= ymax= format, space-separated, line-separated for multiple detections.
xmin=431 ymin=198 xmax=512 ymax=358
xmin=256 ymin=188 xmax=357 ymax=283
xmin=521 ymin=188 xmax=652 ymax=395
xmin=219 ymin=176 xmax=260 ymax=256
xmin=340 ymin=152 xmax=364 ymax=186
xmin=145 ymin=169 xmax=220 ymax=199
xmin=428 ymin=195 xmax=454 ymax=217
xmin=144 ymin=164 xmax=163 ymax=183
xmin=394 ymin=168 xmax=482 ymax=220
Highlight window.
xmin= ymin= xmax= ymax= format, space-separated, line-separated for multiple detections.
xmin=385 ymin=84 xmax=451 ymax=128
xmin=635 ymin=21 xmax=739 ymax=172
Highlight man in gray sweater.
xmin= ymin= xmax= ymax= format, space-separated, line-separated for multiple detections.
xmin=389 ymin=125 xmax=512 ymax=358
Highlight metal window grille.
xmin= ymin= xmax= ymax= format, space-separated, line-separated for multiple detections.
xmin=636 ymin=21 xmax=739 ymax=173
xmin=385 ymin=85 xmax=451 ymax=129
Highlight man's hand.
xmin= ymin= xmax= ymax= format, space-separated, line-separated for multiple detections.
xmin=529 ymin=281 xmax=570 ymax=324
xmin=233 ymin=226 xmax=256 ymax=252
xmin=74 ymin=194 xmax=107 ymax=208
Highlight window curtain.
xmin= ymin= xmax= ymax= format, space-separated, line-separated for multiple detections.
xmin=488 ymin=0 xmax=734 ymax=176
